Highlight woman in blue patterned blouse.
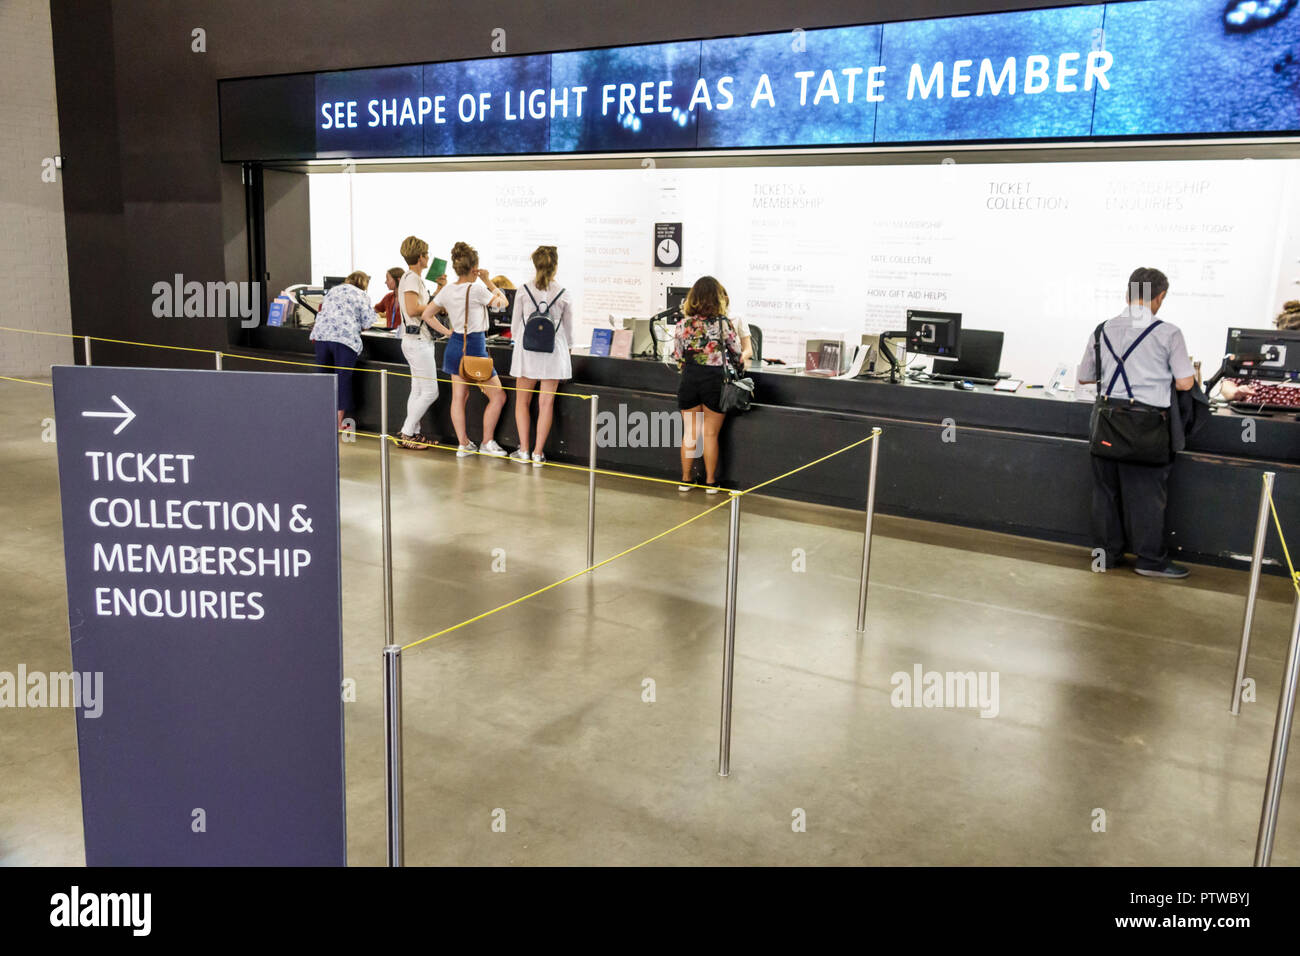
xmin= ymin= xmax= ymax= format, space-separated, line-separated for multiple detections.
xmin=310 ymin=270 xmax=373 ymax=431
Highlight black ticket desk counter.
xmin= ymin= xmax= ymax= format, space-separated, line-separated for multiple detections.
xmin=234 ymin=326 xmax=1300 ymax=572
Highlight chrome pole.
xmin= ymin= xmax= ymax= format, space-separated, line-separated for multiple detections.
xmin=215 ymin=350 xmax=223 ymax=370
xmin=83 ymin=335 xmax=91 ymax=366
xmin=1232 ymin=471 xmax=1275 ymax=714
xmin=383 ymin=644 xmax=404 ymax=867
xmin=718 ymin=492 xmax=742 ymax=777
xmin=380 ymin=369 xmax=394 ymax=648
xmin=1254 ymin=593 xmax=1300 ymax=866
xmin=856 ymin=428 xmax=883 ymax=633
xmin=587 ymin=393 xmax=598 ymax=568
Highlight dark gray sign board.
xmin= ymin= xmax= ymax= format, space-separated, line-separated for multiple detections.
xmin=51 ymin=366 xmax=345 ymax=865
xmin=654 ymin=222 xmax=682 ymax=269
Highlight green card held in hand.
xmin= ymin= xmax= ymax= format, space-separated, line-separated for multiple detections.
xmin=426 ymin=258 xmax=447 ymax=281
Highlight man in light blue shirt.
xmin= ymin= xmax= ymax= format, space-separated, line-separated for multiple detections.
xmin=1077 ymin=267 xmax=1197 ymax=578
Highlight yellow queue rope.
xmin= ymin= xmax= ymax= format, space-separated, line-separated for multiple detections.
xmin=737 ymin=433 xmax=877 ymax=497
xmin=0 ymin=354 xmax=882 ymax=644
xmin=399 ymin=431 xmax=881 ymax=651
xmin=402 ymin=494 xmax=735 ymax=651
xmin=219 ymin=350 xmax=382 ymax=376
xmin=0 ymin=325 xmax=592 ymax=399
xmin=0 ymin=324 xmax=217 ymax=356
xmin=0 ymin=366 xmax=868 ymax=495
xmin=0 ymin=375 xmax=53 ymax=387
xmin=351 ymin=429 xmax=718 ymax=491
xmin=226 ymin=349 xmax=592 ymax=399
xmin=354 ymin=429 xmax=878 ymax=497
xmin=1266 ymin=489 xmax=1300 ymax=595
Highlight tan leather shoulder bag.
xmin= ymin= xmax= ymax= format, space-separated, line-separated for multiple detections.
xmin=458 ymin=283 xmax=496 ymax=383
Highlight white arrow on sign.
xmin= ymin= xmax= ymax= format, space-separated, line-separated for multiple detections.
xmin=81 ymin=395 xmax=136 ymax=435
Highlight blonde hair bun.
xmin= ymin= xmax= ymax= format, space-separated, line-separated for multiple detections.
xmin=450 ymin=241 xmax=478 ymax=276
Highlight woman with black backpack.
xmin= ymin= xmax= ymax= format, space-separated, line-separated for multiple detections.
xmin=508 ymin=245 xmax=571 ymax=466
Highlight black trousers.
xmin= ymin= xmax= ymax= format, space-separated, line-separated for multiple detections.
xmin=1090 ymin=454 xmax=1173 ymax=570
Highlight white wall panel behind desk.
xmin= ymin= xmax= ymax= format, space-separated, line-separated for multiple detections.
xmin=311 ymin=168 xmax=654 ymax=332
xmin=311 ymin=160 xmax=1299 ymax=383
xmin=714 ymin=160 xmax=1298 ymax=383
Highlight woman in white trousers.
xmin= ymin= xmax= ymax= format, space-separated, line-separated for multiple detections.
xmin=396 ymin=235 xmax=449 ymax=448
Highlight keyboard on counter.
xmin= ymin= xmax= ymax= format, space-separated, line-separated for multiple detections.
xmin=928 ymin=372 xmax=1000 ymax=386
xmin=1228 ymin=401 xmax=1300 ymax=416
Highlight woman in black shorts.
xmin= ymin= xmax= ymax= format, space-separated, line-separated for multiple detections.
xmin=671 ymin=276 xmax=741 ymax=494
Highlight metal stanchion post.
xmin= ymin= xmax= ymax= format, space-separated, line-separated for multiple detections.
xmin=856 ymin=427 xmax=883 ymax=633
xmin=587 ymin=393 xmax=598 ymax=568
xmin=215 ymin=350 xmax=223 ymax=370
xmin=1232 ymin=471 xmax=1276 ymax=714
xmin=717 ymin=492 xmax=742 ymax=777
xmin=83 ymin=336 xmax=92 ymax=367
xmin=1254 ymin=594 xmax=1300 ymax=866
xmin=383 ymin=644 xmax=404 ymax=867
xmin=380 ymin=370 xmax=394 ymax=648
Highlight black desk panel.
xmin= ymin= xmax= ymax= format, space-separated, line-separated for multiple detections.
xmin=235 ymin=326 xmax=1300 ymax=572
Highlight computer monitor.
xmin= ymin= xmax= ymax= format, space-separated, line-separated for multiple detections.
xmin=906 ymin=310 xmax=962 ymax=359
xmin=1225 ymin=327 xmax=1300 ymax=381
xmin=323 ymin=275 xmax=346 ymax=291
xmin=622 ymin=317 xmax=656 ymax=357
xmin=665 ymin=286 xmax=690 ymax=323
xmin=488 ymin=288 xmax=517 ymax=335
xmin=932 ymin=329 xmax=1003 ymax=380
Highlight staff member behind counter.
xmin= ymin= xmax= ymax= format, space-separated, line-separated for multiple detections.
xmin=1219 ymin=300 xmax=1300 ymax=406
xmin=373 ymin=267 xmax=406 ymax=330
xmin=730 ymin=313 xmax=753 ymax=369
xmin=1077 ymin=267 xmax=1196 ymax=580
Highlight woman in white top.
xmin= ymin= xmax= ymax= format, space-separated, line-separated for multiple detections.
xmin=395 ymin=235 xmax=450 ymax=449
xmin=508 ymin=246 xmax=572 ymax=465
xmin=422 ymin=241 xmax=509 ymax=457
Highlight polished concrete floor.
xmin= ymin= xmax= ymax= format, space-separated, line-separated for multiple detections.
xmin=3 ymin=376 xmax=1299 ymax=866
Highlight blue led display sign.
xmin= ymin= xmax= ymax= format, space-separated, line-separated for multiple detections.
xmin=219 ymin=0 xmax=1300 ymax=161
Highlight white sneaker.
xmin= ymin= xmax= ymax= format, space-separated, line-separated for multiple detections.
xmin=509 ymin=449 xmax=530 ymax=463
xmin=481 ymin=439 xmax=508 ymax=458
xmin=456 ymin=441 xmax=478 ymax=458
xmin=531 ymin=453 xmax=545 ymax=467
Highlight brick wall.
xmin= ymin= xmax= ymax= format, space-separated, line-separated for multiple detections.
xmin=0 ymin=0 xmax=73 ymax=378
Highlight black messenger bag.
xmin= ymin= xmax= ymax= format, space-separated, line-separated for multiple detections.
xmin=720 ymin=359 xmax=755 ymax=413
xmin=1088 ymin=320 xmax=1171 ymax=466
xmin=714 ymin=319 xmax=755 ymax=414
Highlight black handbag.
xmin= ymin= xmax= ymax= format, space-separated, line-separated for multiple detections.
xmin=521 ymin=286 xmax=564 ymax=353
xmin=1088 ymin=321 xmax=1171 ymax=465
xmin=715 ymin=319 xmax=755 ymax=413
xmin=402 ymin=269 xmax=426 ymax=336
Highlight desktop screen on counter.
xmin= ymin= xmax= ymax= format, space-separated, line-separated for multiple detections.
xmin=220 ymin=0 xmax=1300 ymax=160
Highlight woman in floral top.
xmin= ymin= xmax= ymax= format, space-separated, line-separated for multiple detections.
xmin=310 ymin=270 xmax=373 ymax=431
xmin=672 ymin=276 xmax=741 ymax=494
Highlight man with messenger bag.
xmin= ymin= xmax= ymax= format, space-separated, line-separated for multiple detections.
xmin=1077 ymin=267 xmax=1197 ymax=579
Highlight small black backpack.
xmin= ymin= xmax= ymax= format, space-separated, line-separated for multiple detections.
xmin=521 ymin=285 xmax=565 ymax=353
